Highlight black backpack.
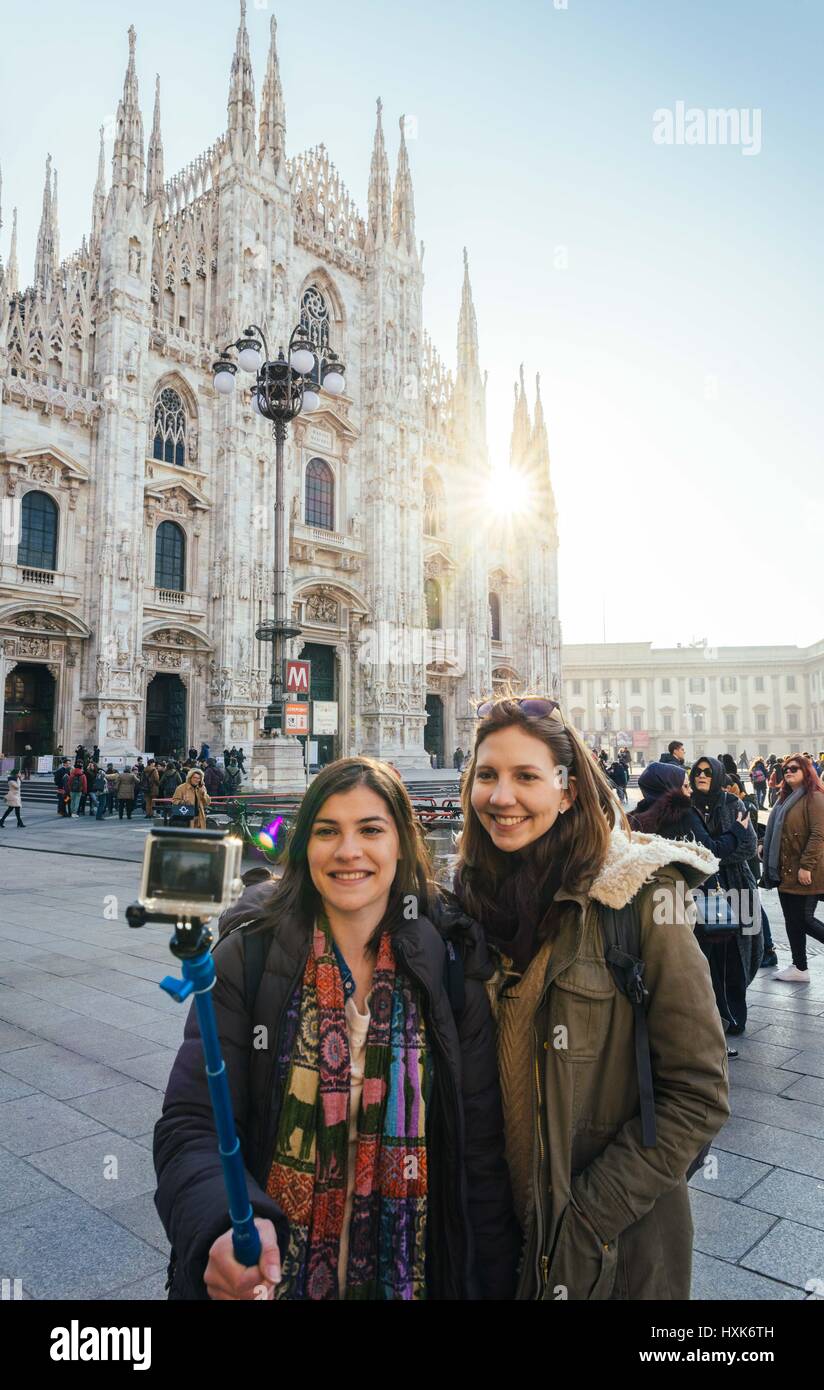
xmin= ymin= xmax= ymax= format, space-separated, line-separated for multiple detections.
xmin=600 ymin=897 xmax=710 ymax=1180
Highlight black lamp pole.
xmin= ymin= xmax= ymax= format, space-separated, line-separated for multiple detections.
xmin=213 ymin=324 xmax=345 ymax=734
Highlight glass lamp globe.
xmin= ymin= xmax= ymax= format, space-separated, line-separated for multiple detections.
xmin=290 ymin=346 xmax=315 ymax=376
xmin=301 ymin=388 xmax=320 ymax=413
xmin=237 ymin=344 xmax=262 ymax=373
xmin=214 ymin=365 xmax=237 ymax=395
xmin=323 ymin=370 xmax=345 ymax=396
xmin=251 ymin=390 xmax=262 ymax=415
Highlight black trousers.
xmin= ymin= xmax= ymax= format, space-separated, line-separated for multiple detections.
xmin=778 ymin=892 xmax=824 ymax=971
xmin=1 ymin=807 xmax=23 ymax=826
xmin=698 ymin=933 xmax=749 ymax=1031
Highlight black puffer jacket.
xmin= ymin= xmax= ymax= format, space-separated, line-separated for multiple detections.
xmin=153 ymin=881 xmax=520 ymax=1301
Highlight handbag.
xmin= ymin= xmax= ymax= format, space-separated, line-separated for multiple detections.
xmin=169 ymin=803 xmax=195 ymax=824
xmin=692 ymin=887 xmax=741 ymax=937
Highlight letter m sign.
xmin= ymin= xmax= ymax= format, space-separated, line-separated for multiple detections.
xmin=285 ymin=660 xmax=311 ymax=695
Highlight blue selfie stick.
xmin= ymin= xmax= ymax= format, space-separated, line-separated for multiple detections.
xmin=158 ymin=924 xmax=262 ymax=1268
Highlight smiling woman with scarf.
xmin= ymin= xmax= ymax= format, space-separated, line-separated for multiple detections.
xmin=761 ymin=754 xmax=824 ymax=982
xmin=154 ymin=756 xmax=518 ymax=1301
xmin=688 ymin=757 xmax=762 ymax=1038
xmin=452 ymin=697 xmax=729 ymax=1301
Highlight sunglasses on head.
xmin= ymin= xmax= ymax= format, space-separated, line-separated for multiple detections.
xmin=476 ymin=697 xmax=564 ymax=723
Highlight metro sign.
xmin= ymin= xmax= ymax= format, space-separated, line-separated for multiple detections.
xmin=285 ymin=659 xmax=311 ymax=695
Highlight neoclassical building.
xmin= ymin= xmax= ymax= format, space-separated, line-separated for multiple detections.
xmin=562 ymin=639 xmax=824 ymax=764
xmin=0 ymin=7 xmax=560 ymax=769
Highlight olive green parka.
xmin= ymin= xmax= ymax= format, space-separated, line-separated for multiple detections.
xmin=489 ymin=826 xmax=730 ymax=1301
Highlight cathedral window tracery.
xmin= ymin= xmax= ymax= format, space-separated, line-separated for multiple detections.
xmin=305 ymin=457 xmax=334 ymax=531
xmin=489 ymin=591 xmax=502 ymax=641
xmin=152 ymin=386 xmax=188 ymax=468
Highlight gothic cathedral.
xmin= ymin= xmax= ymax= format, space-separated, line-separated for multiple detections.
xmin=0 ymin=6 xmax=561 ymax=769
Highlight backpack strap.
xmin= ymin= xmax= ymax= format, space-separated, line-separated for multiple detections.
xmin=600 ymin=898 xmax=657 ymax=1148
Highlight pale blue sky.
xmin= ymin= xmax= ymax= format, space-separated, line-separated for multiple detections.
xmin=1 ymin=0 xmax=821 ymax=648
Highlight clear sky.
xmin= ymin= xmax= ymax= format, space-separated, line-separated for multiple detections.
xmin=1 ymin=0 xmax=821 ymax=649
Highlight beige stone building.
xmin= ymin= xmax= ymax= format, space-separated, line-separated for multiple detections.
xmin=562 ymin=639 xmax=824 ymax=764
xmin=0 ymin=7 xmax=560 ymax=770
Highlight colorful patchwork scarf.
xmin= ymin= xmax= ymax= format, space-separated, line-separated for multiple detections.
xmin=266 ymin=916 xmax=430 ymax=1300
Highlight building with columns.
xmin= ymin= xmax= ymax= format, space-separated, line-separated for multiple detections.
xmin=562 ymin=639 xmax=824 ymax=764
xmin=0 ymin=7 xmax=561 ymax=770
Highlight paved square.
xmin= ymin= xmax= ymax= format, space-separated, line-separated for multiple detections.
xmin=1 ymin=806 xmax=823 ymax=1299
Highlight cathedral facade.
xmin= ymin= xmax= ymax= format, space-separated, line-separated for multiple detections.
xmin=0 ymin=6 xmax=561 ymax=771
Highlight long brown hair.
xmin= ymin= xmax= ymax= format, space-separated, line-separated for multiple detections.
xmin=253 ymin=756 xmax=437 ymax=953
xmin=456 ymin=698 xmax=627 ymax=925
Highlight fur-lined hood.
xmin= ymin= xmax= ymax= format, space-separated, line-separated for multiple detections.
xmin=581 ymin=822 xmax=718 ymax=911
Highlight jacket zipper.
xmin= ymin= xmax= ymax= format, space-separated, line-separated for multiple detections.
xmin=394 ymin=940 xmax=468 ymax=1298
xmin=257 ymin=954 xmax=308 ymax=1180
xmin=533 ymin=1018 xmax=549 ymax=1298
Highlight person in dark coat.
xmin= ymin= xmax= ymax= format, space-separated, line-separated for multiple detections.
xmin=689 ymin=756 xmax=762 ymax=1036
xmin=628 ymin=761 xmax=750 ymax=857
xmin=660 ymin=741 xmax=686 ymax=766
xmin=154 ymin=756 xmax=519 ymax=1302
xmin=203 ymin=760 xmax=224 ymax=798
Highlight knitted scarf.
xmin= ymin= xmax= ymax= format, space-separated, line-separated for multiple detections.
xmin=762 ymin=786 xmax=805 ymax=887
xmin=266 ymin=916 xmax=430 ymax=1300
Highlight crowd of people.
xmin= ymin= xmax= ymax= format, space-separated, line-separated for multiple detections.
xmin=0 ymin=742 xmax=247 ymax=829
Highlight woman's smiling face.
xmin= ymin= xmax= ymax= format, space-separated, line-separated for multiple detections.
xmin=470 ymin=726 xmax=576 ymax=853
xmin=306 ymin=785 xmax=401 ymax=916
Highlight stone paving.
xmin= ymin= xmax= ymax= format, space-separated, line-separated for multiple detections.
xmin=0 ymin=802 xmax=823 ymax=1300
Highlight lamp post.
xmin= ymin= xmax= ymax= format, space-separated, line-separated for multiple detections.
xmin=596 ymin=688 xmax=616 ymax=758
xmin=212 ymin=323 xmax=345 ymax=747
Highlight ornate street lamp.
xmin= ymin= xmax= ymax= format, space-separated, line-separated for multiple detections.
xmin=213 ymin=322 xmax=346 ymax=734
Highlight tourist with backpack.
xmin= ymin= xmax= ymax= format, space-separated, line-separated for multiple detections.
xmin=451 ymin=697 xmax=729 ymax=1301
xmin=750 ymin=758 xmax=768 ymax=809
xmin=154 ymin=756 xmax=519 ymax=1300
xmin=67 ymin=764 xmax=87 ymax=816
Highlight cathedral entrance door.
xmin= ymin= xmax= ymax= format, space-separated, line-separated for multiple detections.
xmin=299 ymin=642 xmax=337 ymax=767
xmin=145 ymin=674 xmax=187 ymax=758
xmin=425 ymin=694 xmax=445 ymax=769
xmin=3 ymin=664 xmax=56 ymax=755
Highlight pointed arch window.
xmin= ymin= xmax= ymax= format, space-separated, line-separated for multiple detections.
xmin=489 ymin=592 xmax=502 ymax=642
xmin=299 ymin=285 xmax=330 ymax=385
xmin=152 ymin=386 xmax=187 ymax=467
xmin=18 ymin=490 xmax=58 ymax=571
xmin=425 ymin=578 xmax=442 ymax=631
xmin=155 ymin=521 xmax=186 ymax=592
xmin=305 ymin=458 xmax=334 ymax=531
